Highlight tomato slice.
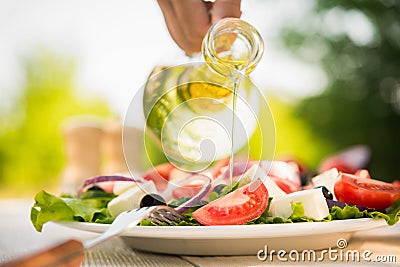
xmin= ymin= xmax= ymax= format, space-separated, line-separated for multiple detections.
xmin=319 ymin=158 xmax=355 ymax=174
xmin=212 ymin=158 xmax=230 ymax=178
xmin=334 ymin=173 xmax=400 ymax=210
xmin=192 ymin=179 xmax=269 ymax=225
xmin=172 ymin=183 xmax=203 ymax=199
xmin=269 ymin=177 xmax=298 ymax=194
xmin=171 ymin=175 xmax=208 ymax=199
xmin=143 ymin=162 xmax=175 ymax=192
xmin=259 ymin=161 xmax=301 ymax=193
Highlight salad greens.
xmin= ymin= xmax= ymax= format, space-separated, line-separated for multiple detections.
xmin=31 ymin=190 xmax=115 ymax=232
xmin=31 ymin=188 xmax=400 ymax=232
xmin=208 ymin=182 xmax=239 ymax=202
xmin=248 ymin=200 xmax=400 ymax=225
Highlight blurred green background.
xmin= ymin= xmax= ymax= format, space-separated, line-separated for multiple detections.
xmin=0 ymin=0 xmax=399 ymax=197
xmin=0 ymin=52 xmax=113 ymax=197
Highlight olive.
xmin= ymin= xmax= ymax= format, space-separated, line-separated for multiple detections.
xmin=212 ymin=184 xmax=228 ymax=195
xmin=140 ymin=193 xmax=167 ymax=208
xmin=87 ymin=185 xmax=104 ymax=192
xmin=300 ymin=173 xmax=311 ymax=186
xmin=314 ymin=185 xmax=334 ymax=200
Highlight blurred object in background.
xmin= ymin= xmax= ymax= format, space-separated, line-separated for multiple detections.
xmin=60 ymin=119 xmax=142 ymax=195
xmin=60 ymin=117 xmax=103 ymax=195
xmin=318 ymin=145 xmax=371 ymax=174
xmin=101 ymin=122 xmax=126 ymax=174
xmin=123 ymin=126 xmax=147 ymax=175
xmin=0 ymin=51 xmax=112 ymax=198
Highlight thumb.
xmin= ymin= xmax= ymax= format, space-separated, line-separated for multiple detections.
xmin=211 ymin=0 xmax=242 ymax=24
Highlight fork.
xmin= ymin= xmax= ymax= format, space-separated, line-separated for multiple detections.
xmin=1 ymin=206 xmax=186 ymax=267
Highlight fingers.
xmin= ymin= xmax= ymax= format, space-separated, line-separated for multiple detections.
xmin=157 ymin=0 xmax=190 ymax=53
xmin=211 ymin=0 xmax=242 ymax=24
xmin=157 ymin=0 xmax=211 ymax=54
xmin=156 ymin=0 xmax=242 ymax=55
xmin=171 ymin=0 xmax=211 ymax=49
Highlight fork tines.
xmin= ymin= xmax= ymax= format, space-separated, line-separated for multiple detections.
xmin=148 ymin=206 xmax=186 ymax=225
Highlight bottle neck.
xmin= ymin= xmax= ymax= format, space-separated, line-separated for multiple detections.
xmin=202 ymin=18 xmax=264 ymax=78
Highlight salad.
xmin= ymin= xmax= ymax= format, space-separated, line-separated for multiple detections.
xmin=31 ymin=158 xmax=400 ymax=232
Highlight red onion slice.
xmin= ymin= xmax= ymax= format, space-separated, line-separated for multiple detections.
xmin=173 ymin=174 xmax=212 ymax=214
xmin=78 ymin=175 xmax=142 ymax=195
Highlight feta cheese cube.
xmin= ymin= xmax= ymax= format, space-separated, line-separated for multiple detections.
xmin=270 ymin=188 xmax=329 ymax=220
xmin=108 ymin=181 xmax=157 ymax=217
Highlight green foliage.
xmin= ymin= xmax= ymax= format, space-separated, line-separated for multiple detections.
xmin=268 ymin=96 xmax=333 ymax=170
xmin=0 ymin=51 xmax=113 ymax=196
xmin=280 ymin=0 xmax=400 ymax=180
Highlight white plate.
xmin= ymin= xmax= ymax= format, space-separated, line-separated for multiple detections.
xmin=56 ymin=219 xmax=389 ymax=256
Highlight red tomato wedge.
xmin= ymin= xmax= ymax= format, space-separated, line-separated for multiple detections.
xmin=192 ymin=179 xmax=269 ymax=225
xmin=334 ymin=173 xmax=400 ymax=210
xmin=143 ymin=162 xmax=175 ymax=192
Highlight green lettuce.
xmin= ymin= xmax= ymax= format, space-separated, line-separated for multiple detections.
xmin=31 ymin=189 xmax=400 ymax=230
xmin=208 ymin=182 xmax=239 ymax=202
xmin=31 ymin=190 xmax=115 ymax=232
xmin=251 ymin=199 xmax=400 ymax=225
xmin=328 ymin=200 xmax=400 ymax=225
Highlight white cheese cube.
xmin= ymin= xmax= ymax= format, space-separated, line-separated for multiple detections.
xmin=312 ymin=168 xmax=339 ymax=200
xmin=112 ymin=181 xmax=138 ymax=195
xmin=238 ymin=164 xmax=287 ymax=199
xmin=108 ymin=181 xmax=157 ymax=217
xmin=270 ymin=188 xmax=329 ymax=220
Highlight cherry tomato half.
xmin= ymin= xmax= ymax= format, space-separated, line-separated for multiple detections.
xmin=334 ymin=173 xmax=400 ymax=210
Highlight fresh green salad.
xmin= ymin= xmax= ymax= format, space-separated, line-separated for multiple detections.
xmin=31 ymin=171 xmax=400 ymax=232
xmin=31 ymin=160 xmax=400 ymax=232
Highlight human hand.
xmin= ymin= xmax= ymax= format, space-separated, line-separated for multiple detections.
xmin=157 ymin=0 xmax=242 ymax=55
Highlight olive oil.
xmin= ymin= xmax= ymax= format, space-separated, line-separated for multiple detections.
xmin=145 ymin=81 xmax=244 ymax=172
xmin=201 ymin=18 xmax=264 ymax=183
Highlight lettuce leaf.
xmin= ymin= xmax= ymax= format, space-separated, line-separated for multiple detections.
xmin=31 ymin=190 xmax=115 ymax=232
xmin=252 ymin=199 xmax=400 ymax=225
xmin=208 ymin=182 xmax=239 ymax=202
xmin=382 ymin=199 xmax=400 ymax=225
xmin=328 ymin=200 xmax=400 ymax=225
xmin=288 ymin=201 xmax=315 ymax=222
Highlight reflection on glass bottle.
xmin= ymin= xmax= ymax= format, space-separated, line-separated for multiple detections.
xmin=143 ymin=62 xmax=260 ymax=172
xmin=143 ymin=18 xmax=265 ymax=173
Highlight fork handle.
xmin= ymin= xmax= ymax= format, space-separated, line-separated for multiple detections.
xmin=1 ymin=239 xmax=85 ymax=267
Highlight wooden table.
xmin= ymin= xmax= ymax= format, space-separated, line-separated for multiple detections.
xmin=1 ymin=199 xmax=399 ymax=266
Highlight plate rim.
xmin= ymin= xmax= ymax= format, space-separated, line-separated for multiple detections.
xmin=54 ymin=218 xmax=389 ymax=239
